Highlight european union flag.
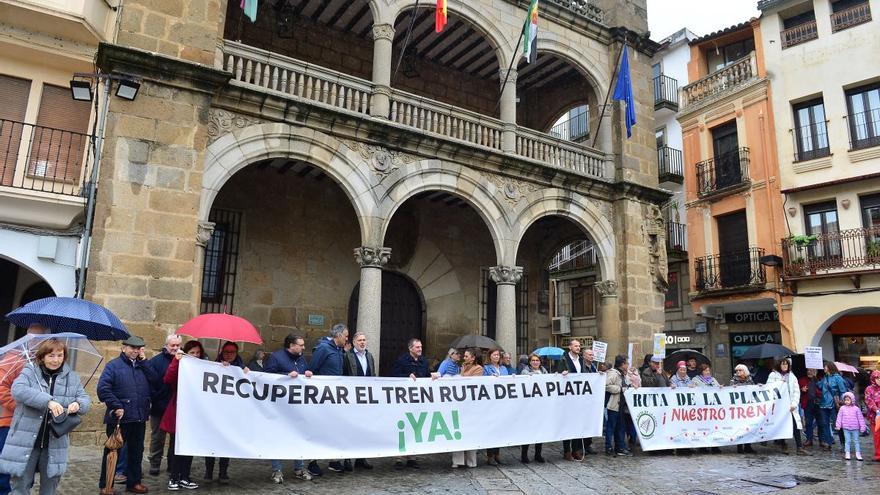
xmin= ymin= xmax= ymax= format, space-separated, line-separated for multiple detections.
xmin=613 ymin=45 xmax=636 ymax=138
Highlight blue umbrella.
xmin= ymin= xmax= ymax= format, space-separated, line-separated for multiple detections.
xmin=5 ymin=297 xmax=130 ymax=341
xmin=533 ymin=346 xmax=565 ymax=360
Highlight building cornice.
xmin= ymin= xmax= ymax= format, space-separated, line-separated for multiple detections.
xmin=96 ymin=43 xmax=231 ymax=94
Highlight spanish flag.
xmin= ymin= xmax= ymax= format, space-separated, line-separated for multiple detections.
xmin=436 ymin=0 xmax=448 ymax=32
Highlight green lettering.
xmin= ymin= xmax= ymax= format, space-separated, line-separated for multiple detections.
xmin=405 ymin=412 xmax=428 ymax=443
xmin=427 ymin=412 xmax=453 ymax=442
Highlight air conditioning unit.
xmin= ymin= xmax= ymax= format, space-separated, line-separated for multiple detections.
xmin=552 ymin=316 xmax=571 ymax=335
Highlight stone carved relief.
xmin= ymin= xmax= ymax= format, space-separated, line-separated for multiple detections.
xmin=354 ymin=247 xmax=392 ymax=268
xmin=339 ymin=139 xmax=418 ymax=179
xmin=207 ymin=109 xmax=265 ymax=141
xmin=595 ymin=280 xmax=618 ymax=297
xmin=644 ymin=205 xmax=669 ymax=293
xmin=489 ymin=265 xmax=523 ymax=285
xmin=371 ymin=24 xmax=395 ymax=41
xmin=589 ymin=198 xmax=612 ymax=218
xmin=482 ymin=172 xmax=540 ymax=206
xmin=196 ymin=221 xmax=216 ymax=248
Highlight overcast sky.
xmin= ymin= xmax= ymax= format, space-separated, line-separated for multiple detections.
xmin=646 ymin=0 xmax=761 ymax=42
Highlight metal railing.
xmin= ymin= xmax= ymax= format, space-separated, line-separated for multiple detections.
xmin=549 ymin=112 xmax=589 ymax=143
xmin=831 ymin=2 xmax=872 ymax=32
xmin=791 ymin=121 xmax=830 ymax=162
xmin=780 ymin=20 xmax=818 ymax=48
xmin=666 ymin=222 xmax=687 ymax=254
xmin=696 ymin=147 xmax=750 ymax=197
xmin=695 ymin=247 xmax=766 ymax=292
xmin=549 ymin=240 xmax=597 ymax=273
xmin=846 ymin=108 xmax=880 ymax=150
xmin=653 ymin=75 xmax=679 ymax=109
xmin=0 ymin=119 xmax=92 ymax=197
xmin=681 ymin=52 xmax=758 ymax=109
xmin=781 ymin=227 xmax=880 ymax=278
xmin=658 ymin=146 xmax=683 ymax=183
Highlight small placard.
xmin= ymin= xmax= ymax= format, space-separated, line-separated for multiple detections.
xmin=308 ymin=314 xmax=325 ymax=327
xmin=653 ymin=333 xmax=667 ymax=359
xmin=804 ymin=346 xmax=824 ymax=370
xmin=592 ymin=341 xmax=608 ymax=364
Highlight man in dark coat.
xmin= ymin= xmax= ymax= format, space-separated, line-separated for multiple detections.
xmin=306 ymin=324 xmax=348 ymax=476
xmin=146 ymin=334 xmax=181 ymax=476
xmin=391 ymin=338 xmax=434 ymax=469
xmin=97 ymin=336 xmax=158 ymax=494
xmin=342 ymin=331 xmax=377 ymax=471
xmin=555 ymin=339 xmax=589 ymax=461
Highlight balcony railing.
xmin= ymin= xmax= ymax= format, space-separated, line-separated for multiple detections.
xmin=681 ymin=52 xmax=757 ymax=109
xmin=792 ymin=121 xmax=831 ymax=162
xmin=658 ymin=146 xmax=683 ymax=184
xmin=666 ymin=221 xmax=687 ymax=255
xmin=695 ymin=247 xmax=766 ymax=292
xmin=220 ymin=41 xmax=607 ymax=180
xmin=846 ymin=108 xmax=880 ymax=150
xmin=550 ymin=113 xmax=589 ymax=143
xmin=781 ymin=227 xmax=880 ymax=278
xmin=831 ymin=2 xmax=872 ymax=32
xmin=653 ymin=75 xmax=679 ymax=110
xmin=549 ymin=240 xmax=597 ymax=273
xmin=781 ymin=20 xmax=818 ymax=48
xmin=696 ymin=147 xmax=750 ymax=197
xmin=0 ymin=119 xmax=92 ymax=197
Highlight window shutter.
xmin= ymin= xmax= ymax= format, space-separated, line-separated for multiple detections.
xmin=0 ymin=75 xmax=32 ymax=185
xmin=30 ymin=84 xmax=92 ymax=182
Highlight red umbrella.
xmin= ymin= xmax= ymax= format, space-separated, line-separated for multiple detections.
xmin=178 ymin=313 xmax=263 ymax=344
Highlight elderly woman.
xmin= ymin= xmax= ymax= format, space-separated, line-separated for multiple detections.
xmin=0 ymin=338 xmax=90 ymax=494
xmin=437 ymin=348 xmax=461 ymax=377
xmin=767 ymin=358 xmax=806 ymax=455
xmin=730 ymin=364 xmax=756 ymax=454
xmin=452 ymin=349 xmax=483 ymax=469
xmin=519 ymin=354 xmax=547 ymax=463
xmin=205 ymin=341 xmax=248 ymax=483
xmin=670 ymin=361 xmax=692 ymax=389
xmin=690 ymin=364 xmax=720 ymax=388
xmin=247 ymin=349 xmax=267 ymax=372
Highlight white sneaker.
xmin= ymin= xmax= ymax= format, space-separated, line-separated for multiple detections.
xmin=167 ymin=480 xmax=180 ymax=491
xmin=293 ymin=469 xmax=312 ymax=481
xmin=271 ymin=470 xmax=284 ymax=484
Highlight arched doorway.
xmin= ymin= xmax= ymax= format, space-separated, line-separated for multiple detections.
xmin=0 ymin=257 xmax=56 ymax=345
xmin=348 ymin=271 xmax=425 ymax=375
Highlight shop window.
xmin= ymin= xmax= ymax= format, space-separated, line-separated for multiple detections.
xmin=834 ymin=335 xmax=880 ymax=371
xmin=200 ymin=209 xmax=243 ymax=314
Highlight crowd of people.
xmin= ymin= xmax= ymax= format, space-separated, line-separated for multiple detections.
xmin=0 ymin=326 xmax=877 ymax=494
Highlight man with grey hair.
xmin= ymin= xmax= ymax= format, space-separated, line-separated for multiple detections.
xmin=307 ymin=324 xmax=348 ymax=476
xmin=147 ymin=333 xmax=182 ymax=476
xmin=342 ymin=331 xmax=376 ymax=471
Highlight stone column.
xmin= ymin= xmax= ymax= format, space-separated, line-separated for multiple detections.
xmin=490 ymin=265 xmax=522 ymax=354
xmin=596 ymin=280 xmax=622 ymax=357
xmin=370 ymin=24 xmax=395 ymax=119
xmin=498 ymin=68 xmax=517 ymax=153
xmin=354 ymin=247 xmax=391 ymax=364
xmin=194 ymin=221 xmax=216 ymax=308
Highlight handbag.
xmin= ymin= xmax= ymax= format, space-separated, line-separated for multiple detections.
xmin=49 ymin=413 xmax=82 ymax=438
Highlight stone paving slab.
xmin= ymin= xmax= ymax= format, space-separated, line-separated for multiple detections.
xmin=43 ymin=437 xmax=879 ymax=495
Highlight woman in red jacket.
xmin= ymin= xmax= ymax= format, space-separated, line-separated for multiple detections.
xmin=162 ymin=340 xmax=205 ymax=491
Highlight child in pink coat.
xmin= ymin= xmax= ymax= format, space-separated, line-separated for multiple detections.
xmin=835 ymin=391 xmax=867 ymax=460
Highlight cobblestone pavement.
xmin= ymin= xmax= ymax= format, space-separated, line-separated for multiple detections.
xmin=49 ymin=437 xmax=878 ymax=495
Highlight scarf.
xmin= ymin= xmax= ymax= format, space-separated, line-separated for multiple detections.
xmin=700 ymin=374 xmax=713 ymax=385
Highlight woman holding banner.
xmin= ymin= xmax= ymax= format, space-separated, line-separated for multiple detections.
xmin=205 ymin=342 xmax=247 ymax=483
xmin=161 ymin=341 xmax=205 ymax=491
xmin=451 ymin=349 xmax=483 ymax=468
xmin=519 ymin=354 xmax=547 ymax=463
xmin=767 ymin=358 xmax=806 ymax=455
xmin=730 ymin=364 xmax=756 ymax=454
xmin=605 ymin=356 xmax=632 ymax=457
xmin=483 ymin=349 xmax=509 ymax=465
xmin=690 ymin=364 xmax=720 ymax=388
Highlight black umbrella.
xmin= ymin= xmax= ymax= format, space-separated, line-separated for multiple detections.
xmin=739 ymin=343 xmax=795 ymax=360
xmin=663 ymin=349 xmax=710 ymax=373
xmin=449 ymin=334 xmax=501 ymax=350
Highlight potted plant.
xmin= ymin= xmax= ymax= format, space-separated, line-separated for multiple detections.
xmin=788 ymin=234 xmax=818 ymax=249
xmin=866 ymin=239 xmax=880 ymax=263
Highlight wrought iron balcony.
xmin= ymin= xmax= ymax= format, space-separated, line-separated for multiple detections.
xmin=791 ymin=121 xmax=831 ymax=162
xmin=781 ymin=227 xmax=880 ymax=279
xmin=666 ymin=222 xmax=687 ymax=257
xmin=781 ymin=20 xmax=818 ymax=49
xmin=696 ymin=147 xmax=750 ymax=198
xmin=846 ymin=108 xmax=880 ymax=151
xmin=658 ymin=146 xmax=683 ymax=184
xmin=549 ymin=240 xmax=597 ymax=273
xmin=831 ymin=1 xmax=872 ymax=32
xmin=681 ymin=52 xmax=758 ymax=110
xmin=695 ymin=247 xmax=767 ymax=293
xmin=0 ymin=118 xmax=92 ymax=197
xmin=653 ymin=75 xmax=679 ymax=111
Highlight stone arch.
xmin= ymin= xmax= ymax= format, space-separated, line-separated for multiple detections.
xmin=386 ymin=0 xmax=515 ymax=68
xmin=510 ymin=190 xmax=616 ymax=280
xmin=201 ymin=123 xmax=378 ymax=245
xmin=376 ymin=161 xmax=512 ymax=264
xmin=810 ymin=306 xmax=880 ymax=347
xmin=535 ymin=38 xmax=611 ymax=95
xmin=0 ymin=250 xmax=70 ymax=298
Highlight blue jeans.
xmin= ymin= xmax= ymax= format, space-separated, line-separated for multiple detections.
xmin=818 ymin=408 xmax=834 ymax=445
xmin=605 ymin=409 xmax=626 ymax=452
xmin=270 ymin=459 xmax=304 ymax=472
xmin=0 ymin=426 xmax=10 ymax=495
xmin=843 ymin=429 xmax=861 ymax=455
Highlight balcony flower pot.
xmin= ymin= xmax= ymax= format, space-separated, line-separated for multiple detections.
xmin=789 ymin=234 xmax=818 ymax=249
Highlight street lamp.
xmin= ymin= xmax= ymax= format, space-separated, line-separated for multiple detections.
xmin=70 ymin=72 xmax=141 ymax=298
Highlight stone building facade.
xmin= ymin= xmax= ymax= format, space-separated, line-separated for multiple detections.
xmin=83 ymin=0 xmax=668 ymax=386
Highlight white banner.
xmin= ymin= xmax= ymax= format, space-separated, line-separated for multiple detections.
xmin=623 ymin=383 xmax=793 ymax=450
xmin=176 ymin=358 xmax=606 ymax=459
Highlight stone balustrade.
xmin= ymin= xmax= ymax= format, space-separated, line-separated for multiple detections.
xmin=515 ymin=126 xmax=606 ymax=178
xmin=680 ymin=52 xmax=758 ymax=110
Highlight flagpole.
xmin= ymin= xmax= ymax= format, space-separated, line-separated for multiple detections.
xmin=590 ymin=39 xmax=628 ymax=149
xmin=494 ymin=29 xmax=526 ymax=114
xmin=392 ymin=0 xmax=421 ymax=83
